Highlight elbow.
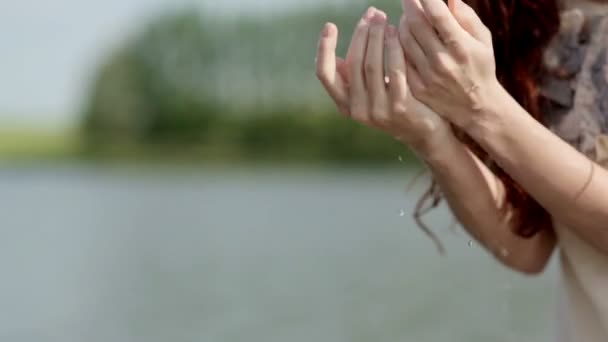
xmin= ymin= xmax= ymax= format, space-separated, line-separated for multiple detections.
xmin=497 ymin=255 xmax=551 ymax=276
xmin=496 ymin=240 xmax=555 ymax=276
xmin=512 ymin=259 xmax=551 ymax=276
xmin=502 ymin=228 xmax=557 ymax=276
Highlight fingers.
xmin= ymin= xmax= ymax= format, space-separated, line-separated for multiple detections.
xmin=335 ymin=56 xmax=350 ymax=86
xmin=385 ymin=25 xmax=408 ymax=104
xmin=399 ymin=14 xmax=433 ymax=79
xmin=402 ymin=0 xmax=447 ymax=60
xmin=346 ymin=7 xmax=375 ymax=64
xmin=316 ymin=23 xmax=349 ymax=112
xmin=347 ymin=8 xmax=375 ymax=122
xmin=447 ymin=0 xmax=456 ymax=12
xmin=405 ymin=59 xmax=442 ymax=121
xmin=365 ymin=11 xmax=389 ymax=112
xmin=418 ymin=0 xmax=465 ymax=44
xmin=405 ymin=59 xmax=427 ymax=98
xmin=319 ymin=7 xmax=398 ymax=128
xmin=450 ymin=0 xmax=492 ymax=47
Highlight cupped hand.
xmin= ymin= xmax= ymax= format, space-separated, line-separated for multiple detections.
xmin=315 ymin=7 xmax=454 ymax=155
xmin=399 ymin=0 xmax=502 ymax=132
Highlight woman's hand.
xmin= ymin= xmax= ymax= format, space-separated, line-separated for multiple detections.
xmin=398 ymin=0 xmax=502 ymax=132
xmin=315 ymin=7 xmax=453 ymax=155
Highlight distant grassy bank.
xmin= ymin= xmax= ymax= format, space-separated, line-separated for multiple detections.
xmin=0 ymin=127 xmax=81 ymax=162
xmin=0 ymin=119 xmax=419 ymax=166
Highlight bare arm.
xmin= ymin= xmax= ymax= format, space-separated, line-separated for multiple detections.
xmin=398 ymin=0 xmax=608 ymax=257
xmin=395 ymin=0 xmax=556 ymax=273
xmin=418 ymin=131 xmax=556 ymax=274
xmin=468 ymin=84 xmax=608 ymax=255
xmin=315 ymin=6 xmax=555 ymax=274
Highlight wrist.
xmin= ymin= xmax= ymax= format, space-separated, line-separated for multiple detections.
xmin=464 ymin=80 xmax=514 ymax=145
xmin=403 ymin=127 xmax=461 ymax=166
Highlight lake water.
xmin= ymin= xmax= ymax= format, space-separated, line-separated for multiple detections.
xmin=0 ymin=165 xmax=556 ymax=341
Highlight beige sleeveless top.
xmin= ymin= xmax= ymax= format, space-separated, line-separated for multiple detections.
xmin=541 ymin=9 xmax=608 ymax=342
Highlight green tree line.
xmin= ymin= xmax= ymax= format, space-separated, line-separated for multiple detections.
xmin=81 ymin=0 xmax=416 ymax=163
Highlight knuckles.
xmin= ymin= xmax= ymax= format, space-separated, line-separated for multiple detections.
xmin=387 ymin=69 xmax=406 ymax=82
xmin=390 ymin=102 xmax=408 ymax=116
xmin=409 ymin=78 xmax=428 ymax=98
xmin=364 ymin=61 xmax=378 ymax=76
xmin=460 ymin=8 xmax=475 ymax=25
xmin=349 ymin=105 xmax=368 ymax=123
xmin=431 ymin=55 xmax=454 ymax=77
xmin=425 ymin=73 xmax=443 ymax=92
xmin=315 ymin=69 xmax=329 ymax=84
xmin=428 ymin=12 xmax=448 ymax=25
xmin=370 ymin=112 xmax=390 ymax=128
xmin=444 ymin=39 xmax=468 ymax=61
xmin=407 ymin=16 xmax=425 ymax=30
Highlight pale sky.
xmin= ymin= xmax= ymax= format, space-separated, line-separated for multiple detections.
xmin=0 ymin=0 xmax=340 ymax=128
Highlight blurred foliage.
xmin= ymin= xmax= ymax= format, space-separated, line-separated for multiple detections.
xmin=82 ymin=0 xmax=416 ymax=163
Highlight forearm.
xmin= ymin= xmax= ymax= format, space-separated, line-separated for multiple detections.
xmin=470 ymin=84 xmax=608 ymax=254
xmin=416 ymin=133 xmax=556 ymax=274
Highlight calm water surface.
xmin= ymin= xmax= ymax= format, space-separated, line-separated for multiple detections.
xmin=0 ymin=165 xmax=556 ymax=342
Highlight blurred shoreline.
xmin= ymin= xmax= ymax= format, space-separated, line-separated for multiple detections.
xmin=0 ymin=123 xmax=420 ymax=167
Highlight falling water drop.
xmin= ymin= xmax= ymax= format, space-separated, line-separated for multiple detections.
xmin=467 ymin=240 xmax=474 ymax=247
xmin=398 ymin=155 xmax=404 ymax=162
xmin=399 ymin=209 xmax=406 ymax=217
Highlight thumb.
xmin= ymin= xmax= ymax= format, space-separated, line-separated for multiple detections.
xmin=449 ymin=0 xmax=493 ymax=47
xmin=336 ymin=57 xmax=350 ymax=85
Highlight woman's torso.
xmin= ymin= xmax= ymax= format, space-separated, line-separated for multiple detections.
xmin=540 ymin=7 xmax=608 ymax=342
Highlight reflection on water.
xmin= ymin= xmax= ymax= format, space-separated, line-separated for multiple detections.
xmin=0 ymin=165 xmax=555 ymax=342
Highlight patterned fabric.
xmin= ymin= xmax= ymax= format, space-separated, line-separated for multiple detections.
xmin=541 ymin=9 xmax=608 ymax=162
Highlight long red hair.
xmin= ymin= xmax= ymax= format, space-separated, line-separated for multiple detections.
xmin=416 ymin=0 xmax=561 ymax=250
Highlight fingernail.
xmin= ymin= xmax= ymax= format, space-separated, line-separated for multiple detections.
xmin=322 ymin=23 xmax=332 ymax=37
xmin=371 ymin=11 xmax=387 ymax=24
xmin=364 ymin=7 xmax=376 ymax=21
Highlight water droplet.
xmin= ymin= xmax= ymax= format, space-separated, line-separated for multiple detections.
xmin=467 ymin=240 xmax=474 ymax=247
xmin=398 ymin=155 xmax=403 ymax=162
xmin=399 ymin=209 xmax=406 ymax=217
xmin=500 ymin=247 xmax=510 ymax=257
